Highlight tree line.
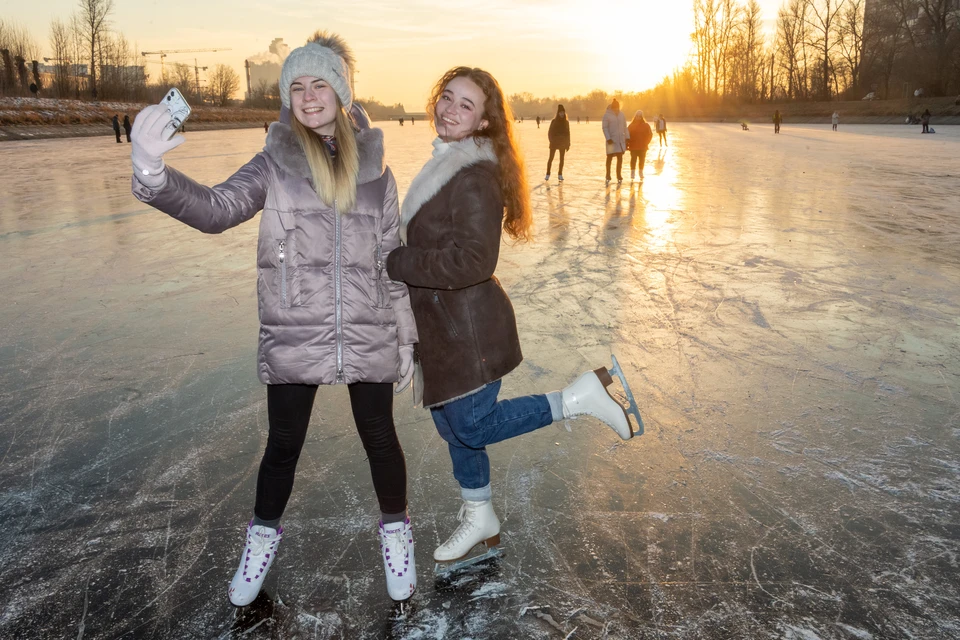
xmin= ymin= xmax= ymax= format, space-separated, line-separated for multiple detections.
xmin=1 ymin=0 xmax=241 ymax=105
xmin=682 ymin=0 xmax=958 ymax=102
xmin=509 ymin=0 xmax=959 ymax=120
xmin=4 ymin=0 xmax=958 ymax=110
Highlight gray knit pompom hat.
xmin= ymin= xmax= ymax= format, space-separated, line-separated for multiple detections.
xmin=280 ymin=39 xmax=352 ymax=110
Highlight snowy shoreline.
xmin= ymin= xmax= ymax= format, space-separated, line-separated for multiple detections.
xmin=0 ymin=120 xmax=267 ymax=142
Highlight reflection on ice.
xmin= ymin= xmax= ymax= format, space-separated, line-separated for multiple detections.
xmin=1 ymin=123 xmax=959 ymax=639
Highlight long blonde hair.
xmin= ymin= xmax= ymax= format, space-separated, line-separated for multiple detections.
xmin=291 ymin=103 xmax=359 ymax=211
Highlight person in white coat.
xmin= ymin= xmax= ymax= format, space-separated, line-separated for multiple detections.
xmin=602 ymin=98 xmax=628 ymax=184
xmin=832 ymin=111 xmax=839 ymax=132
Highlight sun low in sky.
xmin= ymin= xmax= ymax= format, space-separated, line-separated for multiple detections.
xmin=27 ymin=0 xmax=783 ymax=107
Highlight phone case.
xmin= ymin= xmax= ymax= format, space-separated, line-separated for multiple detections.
xmin=161 ymin=88 xmax=191 ymax=140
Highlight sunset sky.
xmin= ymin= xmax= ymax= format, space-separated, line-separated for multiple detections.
xmin=21 ymin=0 xmax=783 ymax=108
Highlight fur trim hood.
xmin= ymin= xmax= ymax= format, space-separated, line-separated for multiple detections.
xmin=400 ymin=136 xmax=498 ymax=243
xmin=263 ymin=122 xmax=385 ymax=186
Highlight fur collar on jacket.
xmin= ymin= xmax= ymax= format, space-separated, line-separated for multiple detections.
xmin=400 ymin=136 xmax=498 ymax=243
xmin=263 ymin=122 xmax=385 ymax=186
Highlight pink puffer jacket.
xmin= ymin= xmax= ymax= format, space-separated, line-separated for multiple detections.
xmin=132 ymin=124 xmax=417 ymax=385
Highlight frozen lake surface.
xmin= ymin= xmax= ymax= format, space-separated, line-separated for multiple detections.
xmin=1 ymin=121 xmax=959 ymax=639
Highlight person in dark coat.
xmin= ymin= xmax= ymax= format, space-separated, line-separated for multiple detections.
xmin=545 ymin=104 xmax=570 ymax=181
xmin=122 ymin=115 xmax=132 ymax=142
xmin=626 ymin=110 xmax=652 ymax=181
xmin=386 ymin=66 xmax=640 ymax=569
xmin=773 ymin=110 xmax=782 ymax=134
xmin=921 ymin=109 xmax=931 ymax=133
xmin=112 ymin=114 xmax=121 ymax=143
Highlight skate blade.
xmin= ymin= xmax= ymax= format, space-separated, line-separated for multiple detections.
xmin=434 ymin=546 xmax=502 ymax=575
xmin=606 ymin=354 xmax=644 ymax=437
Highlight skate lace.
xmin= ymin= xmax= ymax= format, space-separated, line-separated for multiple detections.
xmin=248 ymin=531 xmax=275 ymax=557
xmin=447 ymin=503 xmax=477 ymax=546
xmin=382 ymin=526 xmax=406 ymax=555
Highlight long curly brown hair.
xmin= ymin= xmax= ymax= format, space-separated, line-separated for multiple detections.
xmin=427 ymin=66 xmax=532 ymax=242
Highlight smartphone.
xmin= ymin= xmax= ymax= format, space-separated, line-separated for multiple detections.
xmin=161 ymin=88 xmax=191 ymax=140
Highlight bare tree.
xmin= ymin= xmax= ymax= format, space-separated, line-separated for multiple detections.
xmin=805 ymin=0 xmax=847 ymax=100
xmin=49 ymin=19 xmax=73 ymax=98
xmin=693 ymin=0 xmax=720 ymax=93
xmin=208 ymin=63 xmax=240 ymax=106
xmin=171 ymin=62 xmax=194 ymax=99
xmin=735 ymin=0 xmax=766 ymax=100
xmin=775 ymin=0 xmax=808 ymax=98
xmin=837 ymin=0 xmax=866 ymax=96
xmin=78 ymin=0 xmax=113 ymax=98
xmin=908 ymin=0 xmax=960 ymax=95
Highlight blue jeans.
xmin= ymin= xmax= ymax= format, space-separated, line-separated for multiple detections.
xmin=430 ymin=380 xmax=554 ymax=500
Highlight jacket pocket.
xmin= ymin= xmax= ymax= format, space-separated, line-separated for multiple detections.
xmin=433 ymin=290 xmax=458 ymax=338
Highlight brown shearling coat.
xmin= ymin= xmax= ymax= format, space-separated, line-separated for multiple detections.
xmin=386 ymin=137 xmax=521 ymax=407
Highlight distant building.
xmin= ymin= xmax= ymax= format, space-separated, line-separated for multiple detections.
xmin=245 ymin=38 xmax=288 ymax=99
xmin=244 ymin=36 xmax=357 ymax=101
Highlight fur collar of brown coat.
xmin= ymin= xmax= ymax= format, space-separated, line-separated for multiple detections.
xmin=400 ymin=136 xmax=497 ymax=243
xmin=263 ymin=122 xmax=385 ymax=186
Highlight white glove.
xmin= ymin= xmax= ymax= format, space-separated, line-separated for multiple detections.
xmin=395 ymin=344 xmax=414 ymax=394
xmin=130 ymin=104 xmax=185 ymax=188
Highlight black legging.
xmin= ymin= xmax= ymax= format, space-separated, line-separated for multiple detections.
xmin=254 ymin=382 xmax=407 ymax=521
xmin=547 ymin=147 xmax=565 ymax=175
xmin=629 ymin=149 xmax=647 ymax=174
xmin=605 ymin=153 xmax=623 ymax=181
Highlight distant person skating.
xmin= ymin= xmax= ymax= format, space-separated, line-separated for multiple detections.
xmin=536 ymin=115 xmax=541 ymax=128
xmin=400 ymin=117 xmax=405 ymax=126
xmin=577 ymin=116 xmax=581 ymax=124
xmin=832 ymin=111 xmax=839 ymax=132
xmin=112 ymin=114 xmax=122 ymax=143
xmin=602 ymin=99 xmax=628 ymax=185
xmin=773 ymin=110 xmax=782 ymax=134
xmin=545 ymin=104 xmax=570 ymax=181
xmin=626 ymin=110 xmax=652 ymax=182
xmin=921 ymin=109 xmax=931 ymax=133
xmin=410 ymin=115 xmax=414 ymax=125
xmin=129 ymin=32 xmax=419 ymax=606
xmin=123 ymin=115 xmax=132 ymax=143
xmin=655 ymin=114 xmax=667 ymax=147
xmin=264 ymin=122 xmax=269 ymax=133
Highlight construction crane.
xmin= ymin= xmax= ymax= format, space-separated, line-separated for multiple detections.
xmin=140 ymin=48 xmax=231 ymax=87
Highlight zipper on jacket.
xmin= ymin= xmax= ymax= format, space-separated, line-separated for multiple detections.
xmin=335 ymin=199 xmax=344 ymax=383
xmin=375 ymin=243 xmax=384 ymax=308
xmin=433 ymin=290 xmax=459 ymax=337
xmin=278 ymin=239 xmax=287 ymax=307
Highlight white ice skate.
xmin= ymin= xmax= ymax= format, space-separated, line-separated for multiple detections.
xmin=434 ymin=500 xmax=502 ymax=574
xmin=228 ymin=522 xmax=282 ymax=607
xmin=562 ymin=354 xmax=644 ymax=440
xmin=558 ymin=175 xmax=564 ymax=181
xmin=379 ymin=518 xmax=416 ymax=601
xmin=544 ymin=173 xmax=550 ymax=181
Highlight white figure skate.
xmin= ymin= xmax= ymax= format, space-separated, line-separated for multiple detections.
xmin=434 ymin=500 xmax=503 ymax=575
xmin=228 ymin=522 xmax=282 ymax=607
xmin=379 ymin=517 xmax=416 ymax=601
xmin=562 ymin=354 xmax=644 ymax=440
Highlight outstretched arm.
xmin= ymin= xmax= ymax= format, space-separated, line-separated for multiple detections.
xmin=130 ymin=105 xmax=269 ymax=233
